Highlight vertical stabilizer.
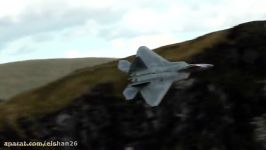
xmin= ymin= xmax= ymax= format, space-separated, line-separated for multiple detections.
xmin=128 ymin=57 xmax=147 ymax=73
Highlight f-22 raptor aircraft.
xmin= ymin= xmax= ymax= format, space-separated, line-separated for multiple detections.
xmin=118 ymin=46 xmax=213 ymax=107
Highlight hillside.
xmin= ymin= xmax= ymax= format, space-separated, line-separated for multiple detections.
xmin=0 ymin=57 xmax=114 ymax=99
xmin=1 ymin=21 xmax=266 ymax=150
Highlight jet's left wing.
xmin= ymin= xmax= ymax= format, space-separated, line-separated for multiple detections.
xmin=140 ymin=79 xmax=173 ymax=107
xmin=137 ymin=46 xmax=169 ymax=68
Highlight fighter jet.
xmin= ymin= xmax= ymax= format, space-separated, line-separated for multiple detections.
xmin=118 ymin=46 xmax=213 ymax=107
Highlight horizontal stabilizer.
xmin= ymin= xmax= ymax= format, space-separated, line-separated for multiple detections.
xmin=118 ymin=60 xmax=131 ymax=73
xmin=123 ymin=85 xmax=139 ymax=100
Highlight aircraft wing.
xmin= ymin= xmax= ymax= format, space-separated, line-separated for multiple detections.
xmin=137 ymin=46 xmax=169 ymax=68
xmin=140 ymin=79 xmax=173 ymax=107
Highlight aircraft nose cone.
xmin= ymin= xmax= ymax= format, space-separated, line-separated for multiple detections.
xmin=194 ymin=64 xmax=214 ymax=71
xmin=205 ymin=64 xmax=214 ymax=68
xmin=200 ymin=64 xmax=214 ymax=70
xmin=197 ymin=64 xmax=213 ymax=68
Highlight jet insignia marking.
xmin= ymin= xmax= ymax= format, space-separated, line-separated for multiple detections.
xmin=118 ymin=46 xmax=213 ymax=107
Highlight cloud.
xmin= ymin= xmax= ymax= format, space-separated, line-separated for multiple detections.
xmin=0 ymin=0 xmax=266 ymax=63
xmin=12 ymin=45 xmax=35 ymax=55
xmin=0 ymin=0 xmax=123 ymax=48
xmin=64 ymin=50 xmax=83 ymax=58
xmin=31 ymin=33 xmax=55 ymax=43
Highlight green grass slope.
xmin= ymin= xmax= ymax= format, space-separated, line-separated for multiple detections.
xmin=0 ymin=57 xmax=114 ymax=99
xmin=0 ymin=29 xmax=227 ymax=128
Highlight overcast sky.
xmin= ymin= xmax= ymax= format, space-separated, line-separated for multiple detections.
xmin=0 ymin=0 xmax=265 ymax=63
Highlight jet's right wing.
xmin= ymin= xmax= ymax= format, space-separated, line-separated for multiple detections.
xmin=137 ymin=46 xmax=170 ymax=68
xmin=140 ymin=79 xmax=173 ymax=107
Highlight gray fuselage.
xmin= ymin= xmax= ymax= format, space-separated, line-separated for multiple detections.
xmin=130 ymin=62 xmax=190 ymax=84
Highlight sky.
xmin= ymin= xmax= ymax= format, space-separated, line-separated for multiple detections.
xmin=0 ymin=0 xmax=265 ymax=63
